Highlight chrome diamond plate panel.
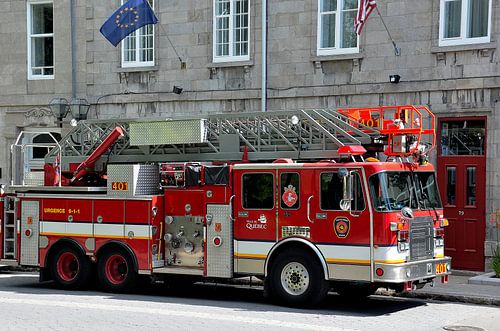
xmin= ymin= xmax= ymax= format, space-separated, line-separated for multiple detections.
xmin=129 ymin=120 xmax=208 ymax=146
xmin=107 ymin=164 xmax=160 ymax=197
xmin=206 ymin=204 xmax=233 ymax=278
xmin=20 ymin=200 xmax=39 ymax=266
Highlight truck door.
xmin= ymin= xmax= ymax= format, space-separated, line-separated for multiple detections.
xmin=311 ymin=167 xmax=370 ymax=256
xmin=277 ymin=169 xmax=313 ymax=239
xmin=233 ymin=170 xmax=277 ymax=242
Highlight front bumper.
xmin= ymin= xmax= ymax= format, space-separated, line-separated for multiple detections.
xmin=374 ymin=257 xmax=451 ymax=283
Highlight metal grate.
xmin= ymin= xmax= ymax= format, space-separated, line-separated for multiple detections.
xmin=410 ymin=216 xmax=434 ymax=261
xmin=282 ymin=226 xmax=311 ymax=239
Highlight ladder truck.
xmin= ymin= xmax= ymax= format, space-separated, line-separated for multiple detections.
xmin=0 ymin=105 xmax=451 ymax=306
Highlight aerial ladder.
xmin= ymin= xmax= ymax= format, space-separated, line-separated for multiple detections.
xmin=11 ymin=105 xmax=435 ymax=188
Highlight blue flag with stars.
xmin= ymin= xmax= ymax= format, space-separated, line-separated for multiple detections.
xmin=100 ymin=0 xmax=158 ymax=47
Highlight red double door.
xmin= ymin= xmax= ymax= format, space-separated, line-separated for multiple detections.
xmin=437 ymin=117 xmax=486 ymax=271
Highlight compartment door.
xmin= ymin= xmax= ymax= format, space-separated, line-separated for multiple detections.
xmin=20 ymin=200 xmax=39 ymax=266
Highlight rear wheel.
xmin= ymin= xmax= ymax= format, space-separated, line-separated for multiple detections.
xmin=51 ymin=246 xmax=91 ymax=290
xmin=269 ymin=250 xmax=329 ymax=307
xmin=98 ymin=248 xmax=137 ymax=292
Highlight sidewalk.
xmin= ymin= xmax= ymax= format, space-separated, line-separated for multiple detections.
xmin=387 ymin=271 xmax=500 ymax=306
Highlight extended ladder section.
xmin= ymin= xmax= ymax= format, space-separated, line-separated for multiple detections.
xmin=46 ymin=106 xmax=435 ymax=164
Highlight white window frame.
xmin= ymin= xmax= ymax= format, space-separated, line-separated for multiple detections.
xmin=439 ymin=0 xmax=492 ymax=47
xmin=212 ymin=0 xmax=250 ymax=63
xmin=27 ymin=0 xmax=54 ymax=80
xmin=317 ymin=0 xmax=359 ymax=56
xmin=121 ymin=0 xmax=155 ymax=68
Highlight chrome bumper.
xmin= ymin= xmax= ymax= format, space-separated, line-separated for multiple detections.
xmin=374 ymin=257 xmax=451 ymax=283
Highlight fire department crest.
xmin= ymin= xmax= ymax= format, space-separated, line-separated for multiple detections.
xmin=334 ymin=217 xmax=350 ymax=238
xmin=282 ymin=185 xmax=298 ymax=208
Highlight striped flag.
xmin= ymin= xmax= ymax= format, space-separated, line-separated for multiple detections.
xmin=355 ymin=0 xmax=377 ymax=35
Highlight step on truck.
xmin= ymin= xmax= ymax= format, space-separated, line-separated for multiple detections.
xmin=0 ymin=105 xmax=451 ymax=306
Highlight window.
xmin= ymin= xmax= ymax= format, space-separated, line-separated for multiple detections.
xmin=280 ymin=173 xmax=300 ymax=209
xmin=213 ymin=0 xmax=250 ymax=62
xmin=27 ymin=1 xmax=54 ymax=79
xmin=321 ymin=171 xmax=365 ymax=211
xmin=439 ymin=0 xmax=492 ymax=46
xmin=317 ymin=0 xmax=359 ymax=56
xmin=242 ymin=173 xmax=274 ymax=209
xmin=122 ymin=0 xmax=155 ymax=67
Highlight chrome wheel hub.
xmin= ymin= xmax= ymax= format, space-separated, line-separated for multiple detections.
xmin=280 ymin=261 xmax=310 ymax=296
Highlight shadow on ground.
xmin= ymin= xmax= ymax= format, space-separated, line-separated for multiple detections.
xmin=0 ymin=270 xmax=428 ymax=317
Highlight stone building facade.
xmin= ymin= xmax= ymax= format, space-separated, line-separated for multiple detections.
xmin=0 ymin=0 xmax=499 ymax=271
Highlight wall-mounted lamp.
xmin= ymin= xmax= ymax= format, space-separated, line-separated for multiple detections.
xmin=389 ymin=75 xmax=401 ymax=84
xmin=48 ymin=98 xmax=70 ymax=123
xmin=173 ymin=86 xmax=183 ymax=95
xmin=49 ymin=97 xmax=90 ymax=127
xmin=70 ymin=98 xmax=90 ymax=121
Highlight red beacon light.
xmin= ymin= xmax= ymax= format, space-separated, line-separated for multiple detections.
xmin=337 ymin=145 xmax=367 ymax=158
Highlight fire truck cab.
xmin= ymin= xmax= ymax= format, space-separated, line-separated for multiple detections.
xmin=0 ymin=105 xmax=451 ymax=306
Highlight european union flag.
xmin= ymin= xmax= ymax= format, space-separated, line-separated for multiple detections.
xmin=100 ymin=0 xmax=158 ymax=47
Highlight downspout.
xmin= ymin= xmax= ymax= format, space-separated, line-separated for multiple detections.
xmin=70 ymin=0 xmax=77 ymax=99
xmin=261 ymin=0 xmax=267 ymax=112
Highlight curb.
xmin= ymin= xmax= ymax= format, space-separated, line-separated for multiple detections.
xmin=390 ymin=291 xmax=500 ymax=306
xmin=468 ymin=272 xmax=500 ymax=286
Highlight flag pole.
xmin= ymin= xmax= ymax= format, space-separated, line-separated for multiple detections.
xmin=375 ymin=6 xmax=401 ymax=56
xmin=158 ymin=24 xmax=186 ymax=69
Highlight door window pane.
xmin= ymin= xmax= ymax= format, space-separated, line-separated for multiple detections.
xmin=242 ymin=173 xmax=274 ymax=209
xmin=321 ymin=172 xmax=365 ymax=211
xmin=446 ymin=167 xmax=456 ymax=205
xmin=440 ymin=120 xmax=485 ymax=156
xmin=280 ymin=173 xmax=300 ymax=209
xmin=466 ymin=167 xmax=476 ymax=206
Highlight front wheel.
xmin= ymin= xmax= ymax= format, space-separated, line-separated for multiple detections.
xmin=51 ymin=246 xmax=91 ymax=290
xmin=98 ymin=249 xmax=137 ymax=292
xmin=268 ymin=250 xmax=329 ymax=307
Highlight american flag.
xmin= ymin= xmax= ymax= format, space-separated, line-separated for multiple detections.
xmin=355 ymin=0 xmax=377 ymax=35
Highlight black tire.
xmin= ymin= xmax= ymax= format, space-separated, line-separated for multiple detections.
xmin=51 ymin=246 xmax=92 ymax=290
xmin=268 ymin=250 xmax=329 ymax=307
xmin=97 ymin=248 xmax=137 ymax=292
xmin=335 ymin=282 xmax=377 ymax=299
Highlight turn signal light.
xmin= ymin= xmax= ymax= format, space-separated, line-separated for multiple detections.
xmin=441 ymin=218 xmax=449 ymax=227
xmin=376 ymin=268 xmax=384 ymax=277
xmin=390 ymin=222 xmax=405 ymax=231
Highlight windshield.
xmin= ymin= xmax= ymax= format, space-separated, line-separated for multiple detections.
xmin=414 ymin=172 xmax=442 ymax=209
xmin=369 ymin=172 xmax=417 ymax=211
xmin=369 ymin=171 xmax=441 ymax=212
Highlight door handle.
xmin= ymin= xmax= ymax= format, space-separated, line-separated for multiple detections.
xmin=229 ymin=195 xmax=235 ymax=221
xmin=307 ymin=195 xmax=314 ymax=223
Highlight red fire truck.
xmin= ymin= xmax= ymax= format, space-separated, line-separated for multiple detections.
xmin=0 ymin=105 xmax=450 ymax=306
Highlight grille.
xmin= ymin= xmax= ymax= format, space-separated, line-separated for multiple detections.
xmin=282 ymin=226 xmax=311 ymax=239
xmin=410 ymin=216 xmax=434 ymax=261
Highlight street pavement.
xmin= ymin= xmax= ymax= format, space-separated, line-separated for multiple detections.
xmin=0 ymin=270 xmax=499 ymax=331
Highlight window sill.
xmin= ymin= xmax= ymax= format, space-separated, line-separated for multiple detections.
xmin=117 ymin=65 xmax=158 ymax=73
xmin=311 ymin=53 xmax=363 ymax=63
xmin=431 ymin=42 xmax=496 ymax=54
xmin=208 ymin=60 xmax=254 ymax=69
xmin=311 ymin=53 xmax=363 ymax=69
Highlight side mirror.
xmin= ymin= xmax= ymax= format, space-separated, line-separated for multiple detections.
xmin=339 ymin=168 xmax=352 ymax=211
